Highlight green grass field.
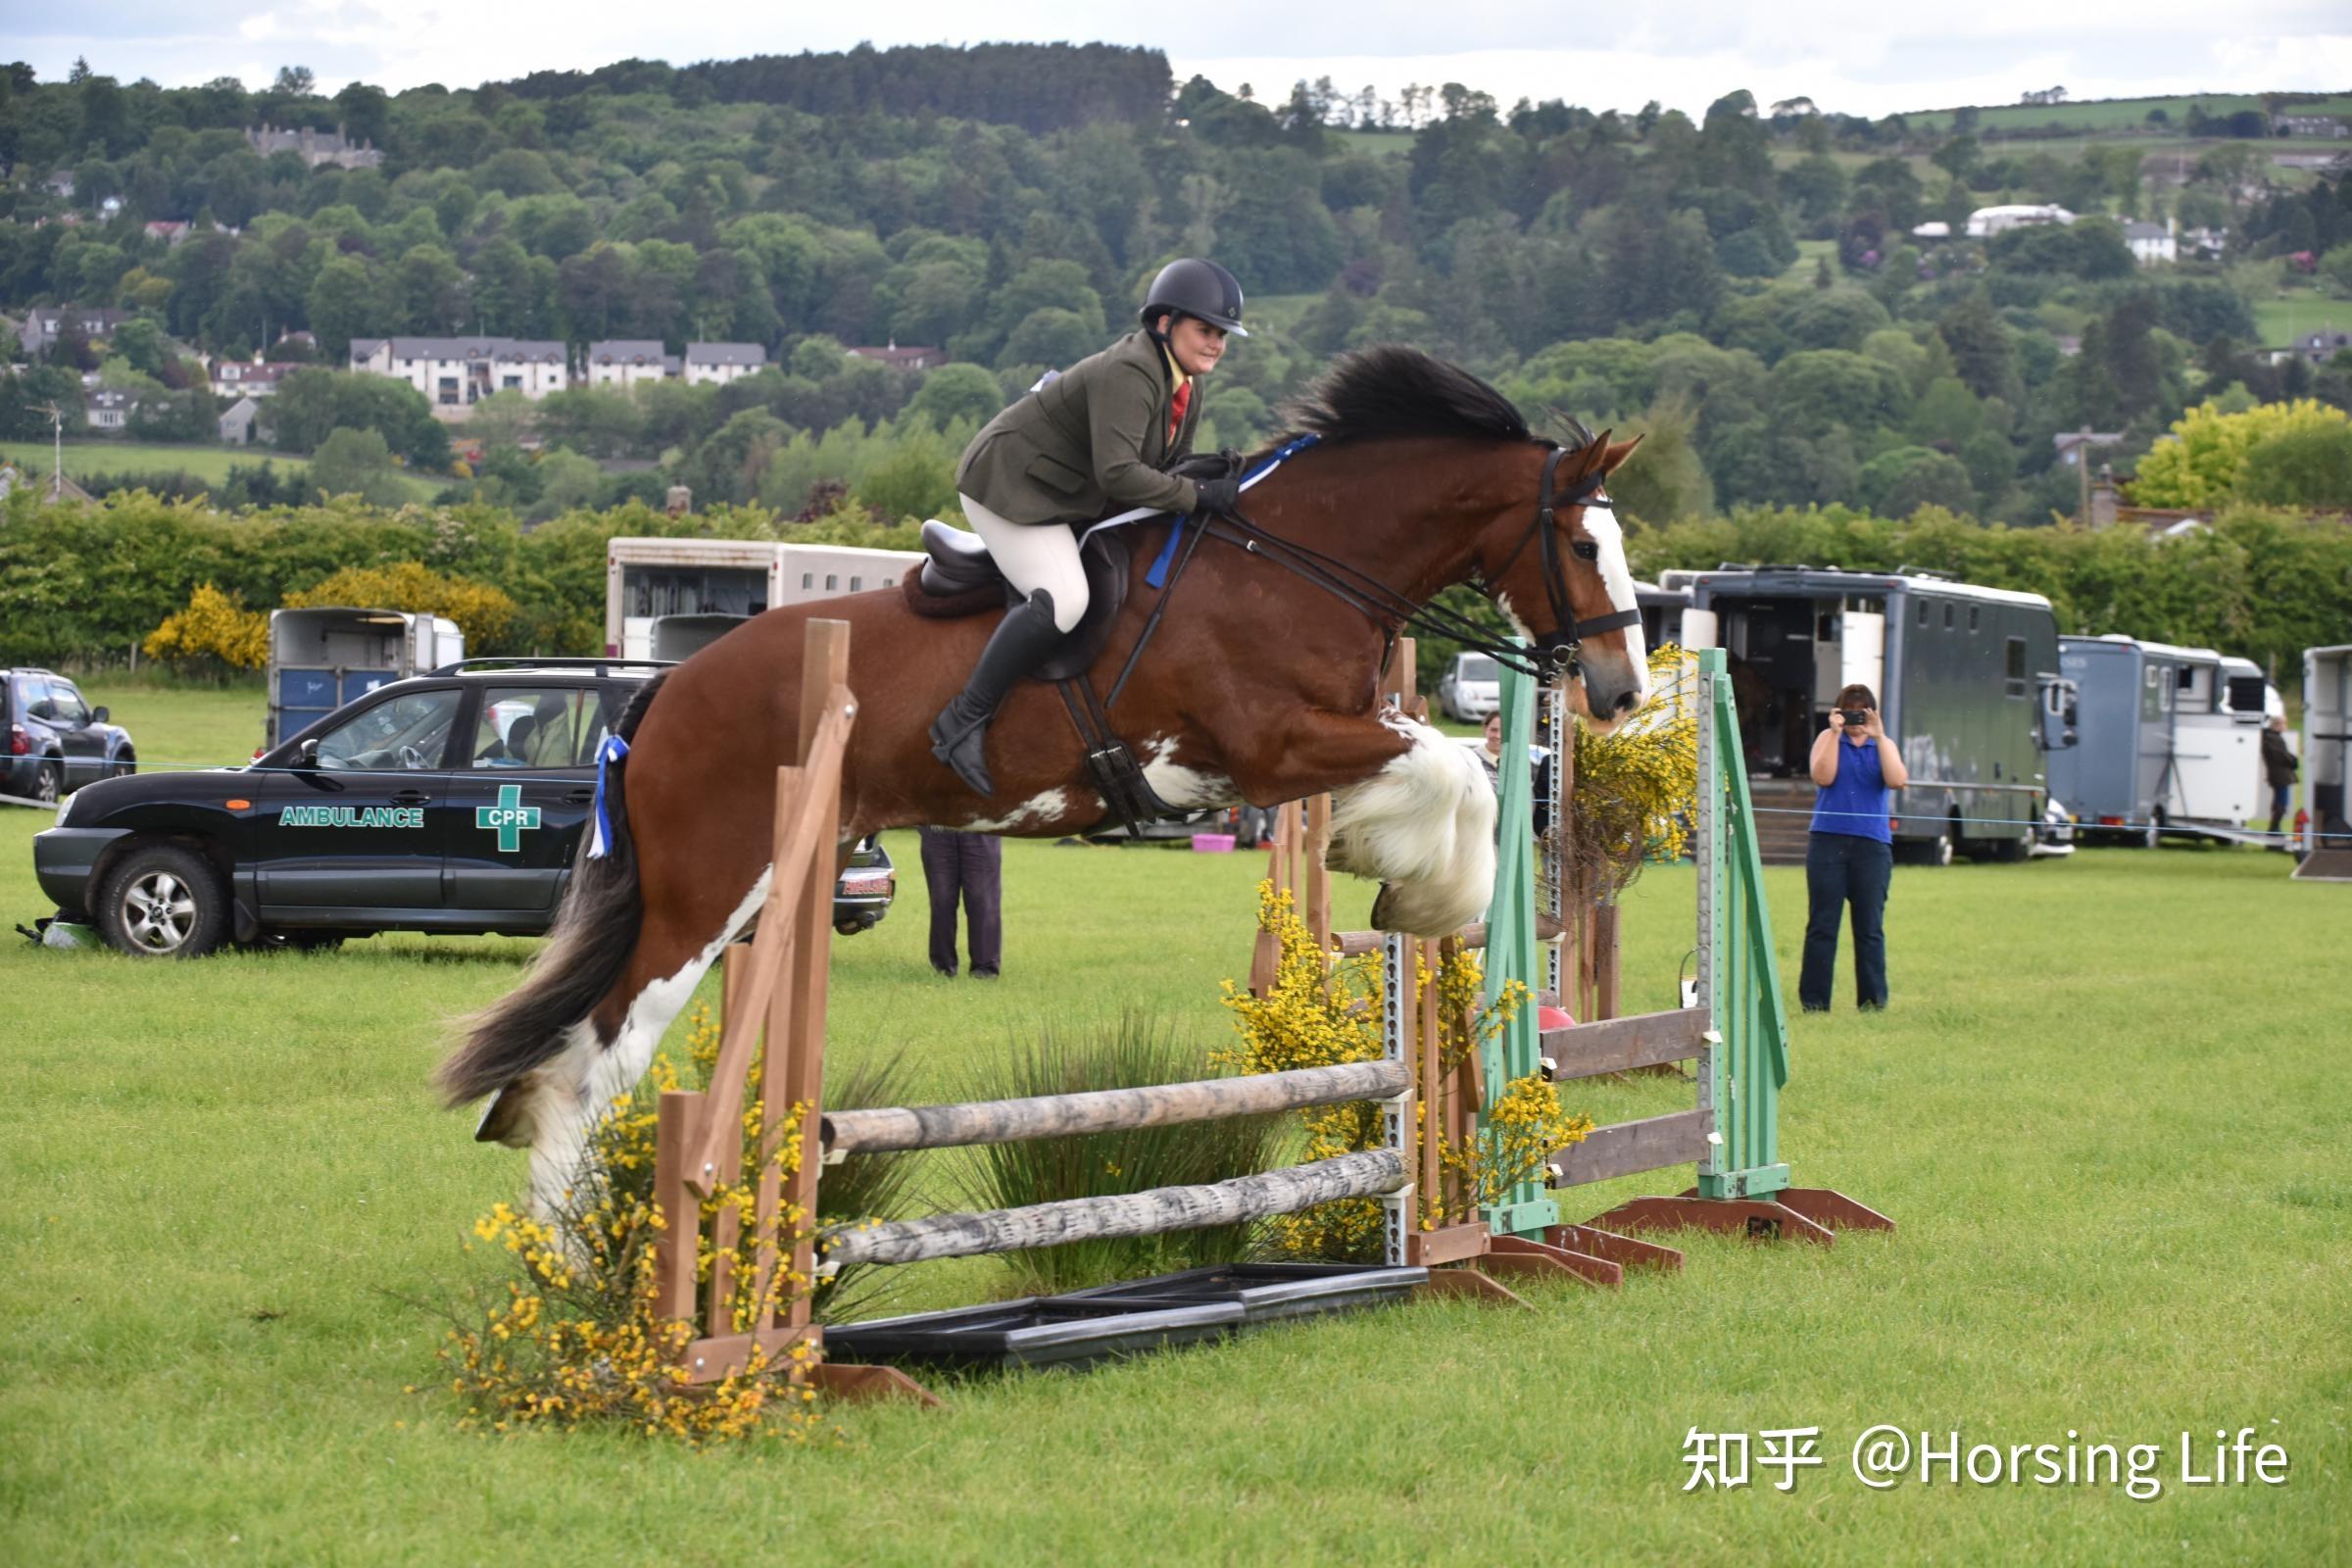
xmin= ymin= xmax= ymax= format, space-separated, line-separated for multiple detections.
xmin=1897 ymin=93 xmax=2352 ymax=136
xmin=1 ymin=685 xmax=2344 ymax=1564
xmin=0 ymin=440 xmax=440 ymax=506
xmin=2251 ymin=293 xmax=2352 ymax=350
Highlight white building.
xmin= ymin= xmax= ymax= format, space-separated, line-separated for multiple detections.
xmin=1965 ymin=203 xmax=2076 ymax=238
xmin=683 ymin=342 xmax=766 ymax=386
xmin=349 ymin=336 xmax=569 ymax=412
xmin=219 ymin=396 xmax=261 ymax=446
xmin=211 ymin=359 xmax=296 ymax=399
xmin=86 ymin=389 xmax=136 ymax=430
xmin=2123 ymin=218 xmax=2178 ymax=267
xmin=581 ymin=340 xmax=672 ymax=390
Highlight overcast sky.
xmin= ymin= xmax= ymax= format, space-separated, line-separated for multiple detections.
xmin=8 ymin=2 xmax=2350 ymax=120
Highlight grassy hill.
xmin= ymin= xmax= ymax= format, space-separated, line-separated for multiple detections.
xmin=1898 ymin=91 xmax=2352 ymax=136
xmin=0 ymin=441 xmax=440 ymax=506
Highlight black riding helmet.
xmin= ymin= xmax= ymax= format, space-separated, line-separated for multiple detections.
xmin=1139 ymin=258 xmax=1249 ymax=337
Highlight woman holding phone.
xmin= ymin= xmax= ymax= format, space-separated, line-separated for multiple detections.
xmin=1800 ymin=682 xmax=1909 ymax=1011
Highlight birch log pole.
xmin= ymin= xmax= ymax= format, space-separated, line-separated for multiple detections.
xmin=823 ymin=1150 xmax=1406 ymax=1269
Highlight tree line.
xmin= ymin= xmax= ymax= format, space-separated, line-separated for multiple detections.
xmin=3 ymin=50 xmax=2351 ymax=531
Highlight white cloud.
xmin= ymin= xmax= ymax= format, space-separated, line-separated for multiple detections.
xmin=11 ymin=2 xmax=2349 ymax=117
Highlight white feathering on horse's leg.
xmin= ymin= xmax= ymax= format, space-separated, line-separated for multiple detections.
xmin=521 ymin=867 xmax=774 ymax=1222
xmin=1327 ymin=715 xmax=1495 ymax=938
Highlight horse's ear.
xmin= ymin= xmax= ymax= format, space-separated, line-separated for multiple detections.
xmin=1567 ymin=428 xmax=1615 ymax=479
xmin=1600 ymin=433 xmax=1644 ymax=474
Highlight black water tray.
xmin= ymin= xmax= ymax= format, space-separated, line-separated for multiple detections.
xmin=824 ymin=1296 xmax=1245 ymax=1373
xmin=1058 ymin=1262 xmax=1429 ymax=1325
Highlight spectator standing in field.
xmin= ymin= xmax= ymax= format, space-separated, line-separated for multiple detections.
xmin=917 ymin=825 xmax=1003 ymax=978
xmin=2262 ymin=714 xmax=2298 ymax=849
xmin=1800 ymin=683 xmax=1909 ymax=1012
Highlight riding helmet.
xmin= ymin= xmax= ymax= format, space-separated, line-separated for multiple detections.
xmin=1139 ymin=258 xmax=1249 ymax=337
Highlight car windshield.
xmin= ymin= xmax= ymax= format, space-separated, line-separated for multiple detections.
xmin=1460 ymin=657 xmax=1498 ymax=682
xmin=315 ymin=690 xmax=459 ymax=770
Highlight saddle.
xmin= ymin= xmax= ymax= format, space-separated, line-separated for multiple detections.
xmin=901 ymin=453 xmax=1242 ymax=833
xmin=903 ymin=521 xmax=1132 ymax=685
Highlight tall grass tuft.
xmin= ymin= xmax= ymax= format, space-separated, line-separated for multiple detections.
xmin=811 ymin=1052 xmax=921 ymax=1321
xmin=951 ymin=1010 xmax=1291 ymax=1297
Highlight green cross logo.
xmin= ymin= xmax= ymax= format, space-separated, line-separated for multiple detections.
xmin=475 ymin=784 xmax=542 ymax=853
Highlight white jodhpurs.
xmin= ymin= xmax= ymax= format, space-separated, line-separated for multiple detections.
xmin=961 ymin=494 xmax=1088 ymax=634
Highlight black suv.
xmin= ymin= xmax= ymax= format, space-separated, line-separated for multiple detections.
xmin=32 ymin=659 xmax=893 ymax=957
xmin=6 ymin=668 xmax=136 ymax=804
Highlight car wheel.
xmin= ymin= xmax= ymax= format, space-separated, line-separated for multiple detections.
xmin=96 ymin=845 xmax=229 ymax=958
xmin=112 ymin=752 xmax=136 ymax=779
xmin=33 ymin=760 xmax=62 ymax=805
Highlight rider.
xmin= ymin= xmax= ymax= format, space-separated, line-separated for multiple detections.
xmin=928 ymin=257 xmax=1250 ymax=797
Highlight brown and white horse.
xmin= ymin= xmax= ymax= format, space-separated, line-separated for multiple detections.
xmin=440 ymin=347 xmax=1648 ymax=1206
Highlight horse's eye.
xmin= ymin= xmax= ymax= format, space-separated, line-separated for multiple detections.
xmin=1571 ymin=540 xmax=1600 ymax=562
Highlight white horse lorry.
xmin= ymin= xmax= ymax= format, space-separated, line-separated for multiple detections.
xmin=2048 ymin=636 xmax=2281 ymax=847
xmin=1679 ymin=566 xmax=2074 ymax=865
xmin=2301 ymin=644 xmax=2352 ymax=880
xmin=267 ymin=608 xmax=466 ymax=750
xmin=604 ymin=538 xmax=925 ymax=661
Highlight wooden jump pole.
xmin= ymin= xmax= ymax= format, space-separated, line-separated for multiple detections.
xmin=826 ymin=1150 xmax=1408 ymax=1270
xmin=822 ymin=1059 xmax=1410 ymax=1155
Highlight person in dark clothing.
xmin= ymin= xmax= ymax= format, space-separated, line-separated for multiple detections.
xmin=916 ymin=825 xmax=1003 ymax=977
xmin=1799 ymin=683 xmax=1910 ymax=1012
xmin=2262 ymin=715 xmax=2299 ymax=848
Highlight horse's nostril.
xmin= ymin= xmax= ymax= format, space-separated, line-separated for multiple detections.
xmin=1614 ymin=691 xmax=1638 ymax=714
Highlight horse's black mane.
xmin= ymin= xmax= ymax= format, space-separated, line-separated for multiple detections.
xmin=1278 ymin=345 xmax=1536 ymax=448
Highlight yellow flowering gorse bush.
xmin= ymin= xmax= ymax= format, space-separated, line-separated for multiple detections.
xmin=1217 ymin=883 xmax=1589 ymax=1260
xmin=142 ymin=582 xmax=270 ymax=672
xmin=1563 ymin=645 xmax=1700 ymax=901
xmin=433 ymin=1003 xmax=823 ymax=1446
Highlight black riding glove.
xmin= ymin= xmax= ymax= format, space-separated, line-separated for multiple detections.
xmin=1192 ymin=475 xmax=1242 ymax=516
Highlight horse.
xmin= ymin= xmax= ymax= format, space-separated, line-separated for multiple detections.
xmin=439 ymin=347 xmax=1650 ymax=1208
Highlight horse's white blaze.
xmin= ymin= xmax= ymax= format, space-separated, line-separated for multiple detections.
xmin=1327 ymin=711 xmax=1495 ymax=938
xmin=1140 ymin=735 xmax=1240 ymax=810
xmin=523 ymin=867 xmax=773 ymax=1216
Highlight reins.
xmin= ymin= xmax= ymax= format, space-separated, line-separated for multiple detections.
xmin=1177 ymin=439 xmax=1638 ymax=685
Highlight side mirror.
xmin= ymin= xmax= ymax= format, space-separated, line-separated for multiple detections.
xmin=296 ymin=737 xmax=320 ymax=768
xmin=90 ymin=706 xmax=109 ymax=724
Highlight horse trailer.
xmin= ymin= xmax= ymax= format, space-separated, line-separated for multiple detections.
xmin=1679 ymin=567 xmax=2070 ymax=863
xmin=266 ymin=607 xmax=465 ymax=750
xmin=604 ymin=538 xmax=924 ymax=660
xmin=2047 ymin=636 xmax=2276 ymax=845
xmin=2302 ymin=644 xmax=2352 ymax=878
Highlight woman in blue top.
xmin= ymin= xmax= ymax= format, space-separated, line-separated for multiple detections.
xmin=1800 ymin=682 xmax=1909 ymax=1011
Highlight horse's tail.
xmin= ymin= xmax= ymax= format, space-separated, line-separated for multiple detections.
xmin=438 ymin=672 xmax=669 ymax=1125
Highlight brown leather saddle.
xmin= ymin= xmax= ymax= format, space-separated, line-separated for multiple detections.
xmin=901 ymin=520 xmax=1133 ymax=685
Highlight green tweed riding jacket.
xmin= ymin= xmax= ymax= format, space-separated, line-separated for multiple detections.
xmin=955 ymin=328 xmax=1203 ymax=525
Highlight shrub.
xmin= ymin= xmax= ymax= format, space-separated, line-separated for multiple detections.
xmin=1216 ymin=884 xmax=1584 ymax=1262
xmin=284 ymin=561 xmax=521 ymax=651
xmin=142 ymin=582 xmax=269 ymax=674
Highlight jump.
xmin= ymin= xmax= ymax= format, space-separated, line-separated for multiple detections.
xmin=438 ymin=325 xmax=1648 ymax=1208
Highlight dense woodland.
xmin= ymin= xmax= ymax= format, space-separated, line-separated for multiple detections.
xmin=1 ymin=46 xmax=2350 ymax=666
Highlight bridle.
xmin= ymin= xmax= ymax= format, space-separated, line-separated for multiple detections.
xmin=1473 ymin=443 xmax=1645 ymax=672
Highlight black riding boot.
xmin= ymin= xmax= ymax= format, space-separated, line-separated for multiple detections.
xmin=929 ymin=588 xmax=1065 ymax=797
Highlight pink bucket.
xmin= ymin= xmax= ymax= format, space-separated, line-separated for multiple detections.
xmin=1191 ymin=833 xmax=1237 ymax=853
xmin=1537 ymin=1004 xmax=1576 ymax=1032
